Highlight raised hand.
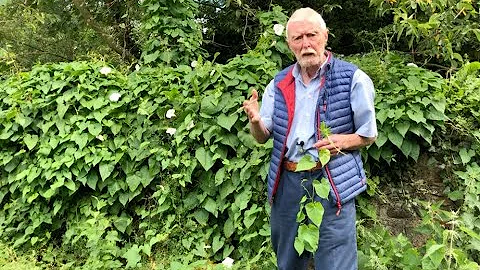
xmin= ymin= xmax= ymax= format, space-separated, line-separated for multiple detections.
xmin=242 ymin=89 xmax=261 ymax=124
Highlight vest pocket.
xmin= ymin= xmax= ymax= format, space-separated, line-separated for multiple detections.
xmin=352 ymin=153 xmax=364 ymax=185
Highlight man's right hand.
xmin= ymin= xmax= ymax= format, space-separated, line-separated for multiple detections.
xmin=242 ymin=89 xmax=270 ymax=143
xmin=243 ymin=89 xmax=261 ymax=124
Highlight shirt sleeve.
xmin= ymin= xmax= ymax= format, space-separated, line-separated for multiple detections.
xmin=351 ymin=69 xmax=377 ymax=138
xmin=259 ymin=80 xmax=275 ymax=133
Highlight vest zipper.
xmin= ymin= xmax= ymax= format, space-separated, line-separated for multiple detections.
xmin=318 ymin=90 xmax=342 ymax=216
xmin=322 ymin=90 xmax=329 ymax=120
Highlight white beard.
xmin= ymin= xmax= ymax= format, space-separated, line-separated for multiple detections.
xmin=298 ymin=55 xmax=321 ymax=68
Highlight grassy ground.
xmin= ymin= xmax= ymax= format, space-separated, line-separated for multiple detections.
xmin=0 ymin=243 xmax=42 ymax=270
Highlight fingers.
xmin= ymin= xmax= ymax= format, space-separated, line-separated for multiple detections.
xmin=313 ymin=139 xmax=329 ymax=149
xmin=243 ymin=89 xmax=258 ymax=107
xmin=329 ymin=146 xmax=340 ymax=156
xmin=315 ymin=138 xmax=340 ymax=155
xmin=249 ymin=113 xmax=260 ymax=123
xmin=250 ymin=89 xmax=258 ymax=102
xmin=242 ymin=89 xmax=260 ymax=123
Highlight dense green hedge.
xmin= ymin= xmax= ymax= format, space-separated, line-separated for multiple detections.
xmin=0 ymin=51 xmax=279 ymax=268
xmin=1 ymin=51 xmax=479 ymax=269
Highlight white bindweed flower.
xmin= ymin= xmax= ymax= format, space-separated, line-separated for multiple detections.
xmin=166 ymin=109 xmax=176 ymax=119
xmin=187 ymin=120 xmax=195 ymax=130
xmin=222 ymin=257 xmax=234 ymax=268
xmin=406 ymin=63 xmax=418 ymax=68
xmin=166 ymin=128 xmax=176 ymax=135
xmin=191 ymin=61 xmax=198 ymax=68
xmin=135 ymin=64 xmax=140 ymax=71
xmin=273 ymin=24 xmax=285 ymax=36
xmin=109 ymin=92 xmax=121 ymax=102
xmin=96 ymin=135 xmax=105 ymax=141
xmin=100 ymin=66 xmax=112 ymax=75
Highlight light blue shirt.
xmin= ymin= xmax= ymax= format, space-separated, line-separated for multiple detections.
xmin=259 ymin=60 xmax=377 ymax=162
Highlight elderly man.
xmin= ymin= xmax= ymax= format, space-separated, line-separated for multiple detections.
xmin=243 ymin=7 xmax=377 ymax=270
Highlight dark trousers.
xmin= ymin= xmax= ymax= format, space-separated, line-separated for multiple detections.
xmin=270 ymin=169 xmax=358 ymax=270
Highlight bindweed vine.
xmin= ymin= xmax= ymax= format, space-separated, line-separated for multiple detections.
xmin=292 ymin=123 xmax=333 ymax=255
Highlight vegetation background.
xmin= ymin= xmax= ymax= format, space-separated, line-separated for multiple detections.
xmin=0 ymin=0 xmax=479 ymax=269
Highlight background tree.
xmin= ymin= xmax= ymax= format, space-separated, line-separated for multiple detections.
xmin=0 ymin=0 xmax=142 ymax=70
xmin=197 ymin=0 xmax=391 ymax=64
xmin=139 ymin=0 xmax=206 ymax=67
xmin=370 ymin=0 xmax=480 ymax=72
xmin=0 ymin=0 xmax=391 ymax=69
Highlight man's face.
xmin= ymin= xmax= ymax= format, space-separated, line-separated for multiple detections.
xmin=286 ymin=20 xmax=328 ymax=69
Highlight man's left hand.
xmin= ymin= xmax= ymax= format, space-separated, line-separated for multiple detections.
xmin=314 ymin=134 xmax=376 ymax=156
xmin=313 ymin=134 xmax=348 ymax=156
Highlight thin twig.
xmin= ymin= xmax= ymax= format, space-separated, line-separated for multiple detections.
xmin=2 ymin=37 xmax=72 ymax=61
xmin=193 ymin=0 xmax=222 ymax=9
xmin=242 ymin=12 xmax=250 ymax=50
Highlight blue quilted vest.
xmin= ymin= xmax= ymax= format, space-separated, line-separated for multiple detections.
xmin=266 ymin=56 xmax=367 ymax=212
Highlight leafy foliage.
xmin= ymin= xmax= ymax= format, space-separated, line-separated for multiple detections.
xmin=1 ymin=0 xmax=480 ymax=267
xmin=0 ymin=45 xmax=281 ymax=267
xmin=292 ymin=125 xmax=335 ymax=255
xmin=293 ymin=178 xmax=330 ymax=255
xmin=0 ymin=0 xmax=140 ymax=70
xmin=445 ymin=62 xmax=480 ymax=136
xmin=349 ymin=52 xmax=448 ymax=163
xmin=370 ymin=0 xmax=480 ymax=67
xmin=140 ymin=0 xmax=206 ymax=66
xmin=358 ymin=199 xmax=480 ymax=270
xmin=254 ymin=5 xmax=292 ymax=68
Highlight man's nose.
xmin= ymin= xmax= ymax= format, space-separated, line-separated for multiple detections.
xmin=301 ymin=36 xmax=311 ymax=48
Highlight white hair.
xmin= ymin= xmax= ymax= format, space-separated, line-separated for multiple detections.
xmin=285 ymin=8 xmax=327 ymax=38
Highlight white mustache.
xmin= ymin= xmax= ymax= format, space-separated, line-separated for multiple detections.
xmin=301 ymin=49 xmax=316 ymax=56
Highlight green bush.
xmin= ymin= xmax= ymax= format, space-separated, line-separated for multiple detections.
xmin=0 ymin=53 xmax=278 ymax=268
xmin=348 ymin=52 xmax=448 ymax=163
xmin=1 ymin=50 xmax=480 ymax=268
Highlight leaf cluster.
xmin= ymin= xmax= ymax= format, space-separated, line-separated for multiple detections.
xmin=0 ymin=46 xmax=281 ymax=267
xmin=140 ymin=0 xmax=206 ymax=67
xmin=370 ymin=0 xmax=480 ymax=67
xmin=348 ymin=52 xmax=448 ymax=163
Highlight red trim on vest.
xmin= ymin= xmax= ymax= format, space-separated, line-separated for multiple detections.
xmin=270 ymin=67 xmax=295 ymax=201
xmin=277 ymin=67 xmax=296 ymax=131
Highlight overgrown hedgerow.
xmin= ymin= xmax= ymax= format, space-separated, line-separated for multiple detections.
xmin=1 ymin=43 xmax=479 ymax=270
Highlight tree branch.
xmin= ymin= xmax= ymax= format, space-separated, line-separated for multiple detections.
xmin=71 ymin=0 xmax=136 ymax=62
xmin=194 ymin=0 xmax=223 ymax=9
xmin=2 ymin=36 xmax=73 ymax=61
